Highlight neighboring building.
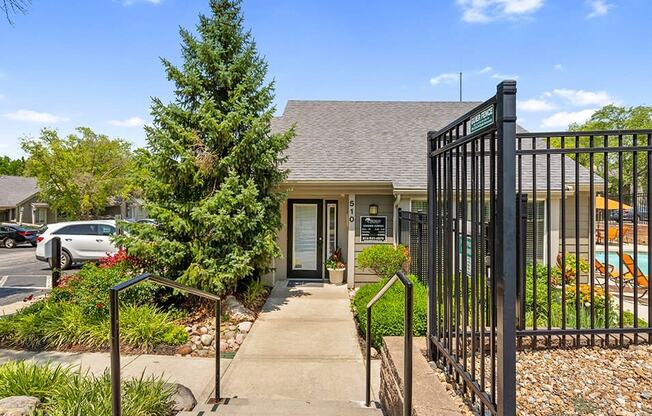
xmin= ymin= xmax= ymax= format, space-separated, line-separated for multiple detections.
xmin=0 ymin=175 xmax=146 ymax=225
xmin=0 ymin=175 xmax=56 ymax=225
xmin=264 ymin=100 xmax=598 ymax=288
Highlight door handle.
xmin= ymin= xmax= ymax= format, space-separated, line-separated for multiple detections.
xmin=96 ymin=239 xmax=104 ymax=242
xmin=65 ymin=238 xmax=72 ymax=242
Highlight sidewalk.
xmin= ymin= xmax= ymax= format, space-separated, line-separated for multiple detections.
xmin=0 ymin=349 xmax=231 ymax=403
xmin=219 ymin=282 xmax=380 ymax=402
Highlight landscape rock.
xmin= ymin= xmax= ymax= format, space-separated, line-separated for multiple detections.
xmin=370 ymin=347 xmax=379 ymax=359
xmin=165 ymin=383 xmax=196 ymax=412
xmin=223 ymin=295 xmax=255 ymax=322
xmin=237 ymin=321 xmax=253 ymax=333
xmin=219 ymin=341 xmax=229 ymax=352
xmin=175 ymin=345 xmax=192 ymax=356
xmin=235 ymin=333 xmax=246 ymax=345
xmin=0 ymin=396 xmax=40 ymax=416
xmin=200 ymin=334 xmax=214 ymax=346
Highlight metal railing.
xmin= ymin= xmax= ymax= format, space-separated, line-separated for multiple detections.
xmin=398 ymin=209 xmax=428 ymax=285
xmin=365 ymin=270 xmax=413 ymax=415
xmin=110 ymin=273 xmax=221 ymax=416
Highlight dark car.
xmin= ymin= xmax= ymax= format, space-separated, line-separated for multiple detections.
xmin=609 ymin=207 xmax=649 ymax=222
xmin=0 ymin=224 xmax=39 ymax=248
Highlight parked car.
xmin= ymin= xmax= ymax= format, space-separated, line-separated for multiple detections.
xmin=0 ymin=224 xmax=39 ymax=248
xmin=35 ymin=220 xmax=118 ymax=269
xmin=609 ymin=207 xmax=649 ymax=222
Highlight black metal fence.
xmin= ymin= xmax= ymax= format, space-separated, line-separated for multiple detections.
xmin=397 ymin=209 xmax=428 ymax=285
xmin=423 ymin=80 xmax=652 ymax=415
xmin=515 ymin=130 xmax=652 ymax=348
xmin=427 ymin=81 xmax=517 ymax=416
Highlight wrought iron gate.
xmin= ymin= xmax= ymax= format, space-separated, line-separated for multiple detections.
xmin=427 ymin=81 xmax=517 ymax=416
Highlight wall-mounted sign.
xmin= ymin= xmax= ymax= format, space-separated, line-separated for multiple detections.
xmin=360 ymin=216 xmax=387 ymax=242
xmin=469 ymin=105 xmax=495 ymax=134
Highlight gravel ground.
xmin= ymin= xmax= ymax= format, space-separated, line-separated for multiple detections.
xmin=432 ymin=344 xmax=652 ymax=415
xmin=517 ymin=344 xmax=652 ymax=416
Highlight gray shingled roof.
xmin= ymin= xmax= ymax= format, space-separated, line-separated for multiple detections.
xmin=0 ymin=176 xmax=39 ymax=207
xmin=272 ymin=100 xmax=599 ymax=191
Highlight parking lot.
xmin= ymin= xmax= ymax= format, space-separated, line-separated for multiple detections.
xmin=0 ymin=246 xmax=52 ymax=307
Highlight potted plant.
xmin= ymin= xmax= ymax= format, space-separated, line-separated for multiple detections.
xmin=326 ymin=247 xmax=346 ymax=285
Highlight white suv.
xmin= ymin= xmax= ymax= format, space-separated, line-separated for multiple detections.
xmin=35 ymin=220 xmax=119 ymax=269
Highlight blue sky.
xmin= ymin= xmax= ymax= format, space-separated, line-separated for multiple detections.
xmin=1 ymin=0 xmax=650 ymax=158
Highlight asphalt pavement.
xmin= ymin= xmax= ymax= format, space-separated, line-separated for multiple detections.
xmin=0 ymin=246 xmax=52 ymax=306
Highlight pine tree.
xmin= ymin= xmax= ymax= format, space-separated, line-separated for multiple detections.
xmin=117 ymin=0 xmax=293 ymax=294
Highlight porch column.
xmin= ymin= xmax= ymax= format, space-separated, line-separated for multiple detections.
xmin=347 ymin=194 xmax=356 ymax=288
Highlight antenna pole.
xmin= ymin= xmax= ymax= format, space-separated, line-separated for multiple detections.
xmin=459 ymin=72 xmax=463 ymax=102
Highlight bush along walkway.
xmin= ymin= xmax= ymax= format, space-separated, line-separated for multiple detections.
xmin=0 ymin=348 xmax=234 ymax=410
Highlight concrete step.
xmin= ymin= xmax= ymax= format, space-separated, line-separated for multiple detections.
xmin=177 ymin=398 xmax=384 ymax=416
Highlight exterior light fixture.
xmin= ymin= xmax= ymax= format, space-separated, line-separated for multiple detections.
xmin=369 ymin=204 xmax=379 ymax=216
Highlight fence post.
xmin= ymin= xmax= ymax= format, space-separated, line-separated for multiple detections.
xmin=51 ymin=236 xmax=61 ymax=288
xmin=495 ymin=80 xmax=517 ymax=416
xmin=427 ymin=131 xmax=437 ymax=362
xmin=110 ymin=288 xmax=121 ymax=416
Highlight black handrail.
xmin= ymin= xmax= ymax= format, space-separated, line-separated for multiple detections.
xmin=110 ymin=273 xmax=221 ymax=416
xmin=365 ymin=270 xmax=413 ymax=415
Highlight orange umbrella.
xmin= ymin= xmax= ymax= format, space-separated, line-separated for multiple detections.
xmin=595 ymin=196 xmax=632 ymax=210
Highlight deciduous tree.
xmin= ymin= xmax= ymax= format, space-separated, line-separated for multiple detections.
xmin=21 ymin=127 xmax=133 ymax=219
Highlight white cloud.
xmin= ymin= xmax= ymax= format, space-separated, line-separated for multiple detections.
xmin=108 ymin=116 xmax=145 ymax=127
xmin=586 ymin=0 xmax=611 ymax=18
xmin=430 ymin=72 xmax=459 ymax=86
xmin=553 ymin=63 xmax=564 ymax=71
xmin=519 ymin=98 xmax=556 ymax=112
xmin=541 ymin=109 xmax=596 ymax=129
xmin=122 ymin=0 xmax=161 ymax=5
xmin=457 ymin=0 xmax=544 ymax=23
xmin=491 ymin=72 xmax=520 ymax=80
xmin=478 ymin=66 xmax=493 ymax=74
xmin=4 ymin=109 xmax=69 ymax=123
xmin=545 ymin=88 xmax=613 ymax=106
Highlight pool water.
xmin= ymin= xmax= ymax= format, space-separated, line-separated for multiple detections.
xmin=594 ymin=251 xmax=650 ymax=274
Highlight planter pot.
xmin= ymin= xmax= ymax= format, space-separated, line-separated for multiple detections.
xmin=327 ymin=268 xmax=346 ymax=285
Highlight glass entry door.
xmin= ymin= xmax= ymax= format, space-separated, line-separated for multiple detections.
xmin=288 ymin=200 xmax=323 ymax=279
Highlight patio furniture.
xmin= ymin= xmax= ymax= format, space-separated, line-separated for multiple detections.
xmin=594 ymin=258 xmax=630 ymax=287
xmin=596 ymin=227 xmax=620 ymax=244
xmin=619 ymin=252 xmax=650 ymax=298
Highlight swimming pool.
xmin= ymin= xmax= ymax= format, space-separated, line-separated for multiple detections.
xmin=595 ymin=250 xmax=650 ymax=273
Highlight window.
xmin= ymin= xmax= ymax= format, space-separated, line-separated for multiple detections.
xmin=54 ymin=224 xmax=98 ymax=235
xmin=98 ymin=224 xmax=116 ymax=236
xmin=411 ymin=200 xmax=428 ymax=213
xmin=35 ymin=207 xmax=47 ymax=224
xmin=326 ymin=202 xmax=337 ymax=258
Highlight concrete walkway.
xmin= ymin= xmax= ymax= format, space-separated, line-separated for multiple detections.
xmin=0 ymin=349 xmax=231 ymax=403
xmin=220 ymin=282 xmax=380 ymax=402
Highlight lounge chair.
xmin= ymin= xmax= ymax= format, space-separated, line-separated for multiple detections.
xmin=596 ymin=228 xmax=620 ymax=244
xmin=594 ymin=258 xmax=631 ymax=288
xmin=619 ymin=252 xmax=649 ymax=298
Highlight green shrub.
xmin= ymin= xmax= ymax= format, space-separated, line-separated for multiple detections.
xmin=0 ymin=303 xmax=187 ymax=351
xmin=352 ymin=275 xmax=427 ymax=348
xmin=50 ymin=262 xmax=158 ymax=317
xmin=0 ymin=361 xmax=175 ymax=416
xmin=356 ymin=244 xmax=409 ymax=279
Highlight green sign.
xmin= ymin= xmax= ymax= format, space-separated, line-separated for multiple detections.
xmin=469 ymin=105 xmax=495 ymax=133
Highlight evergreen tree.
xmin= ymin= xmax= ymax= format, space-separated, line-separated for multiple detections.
xmin=116 ymin=0 xmax=293 ymax=294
